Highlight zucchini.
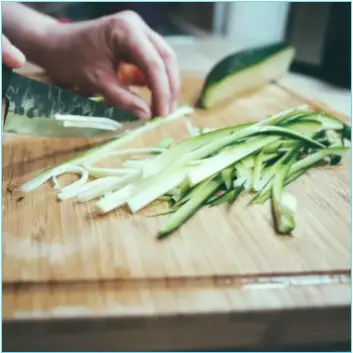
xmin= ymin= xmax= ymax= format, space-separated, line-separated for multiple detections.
xmin=251 ymin=146 xmax=349 ymax=204
xmin=270 ymin=149 xmax=299 ymax=234
xmin=18 ymin=103 xmax=350 ymax=241
xmin=208 ymin=183 xmax=244 ymax=207
xmin=198 ymin=42 xmax=295 ymax=109
xmin=158 ymin=176 xmax=222 ymax=239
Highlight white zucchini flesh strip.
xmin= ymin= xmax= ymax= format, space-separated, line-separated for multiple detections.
xmin=77 ymin=171 xmax=140 ymax=202
xmin=18 ymin=106 xmax=194 ymax=193
xmin=127 ymin=169 xmax=187 ymax=213
xmin=95 ymin=184 xmax=135 ymax=214
xmin=54 ymin=114 xmax=123 ymax=129
xmin=62 ymin=121 xmax=119 ymax=131
xmin=83 ymin=164 xmax=136 ymax=178
xmin=54 ymin=166 xmax=89 ymax=194
xmin=83 ymin=148 xmax=165 ymax=177
xmin=122 ymin=160 xmax=150 ymax=168
xmin=58 ymin=177 xmax=120 ymax=201
xmin=85 ymin=148 xmax=166 ymax=165
xmin=187 ymin=136 xmax=279 ymax=186
xmin=19 ymin=165 xmax=68 ymax=192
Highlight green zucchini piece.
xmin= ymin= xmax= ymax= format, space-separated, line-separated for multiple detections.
xmin=252 ymin=146 xmax=349 ymax=204
xmin=148 ymin=209 xmax=176 ymax=218
xmin=171 ymin=178 xmax=191 ymax=203
xmin=221 ymin=166 xmax=234 ymax=190
xmin=271 ymin=151 xmax=298 ymax=234
xmin=198 ymin=42 xmax=295 ymax=109
xmin=272 ymin=191 xmax=297 ymax=235
xmin=158 ymin=177 xmax=222 ymax=239
xmin=251 ymin=145 xmax=301 ymax=202
xmin=325 ymin=130 xmax=344 ymax=165
xmin=252 ymin=150 xmax=265 ymax=191
xmin=208 ymin=183 xmax=244 ymax=207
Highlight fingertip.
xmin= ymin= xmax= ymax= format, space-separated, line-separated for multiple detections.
xmin=14 ymin=48 xmax=26 ymax=67
xmin=3 ymin=46 xmax=26 ymax=69
xmin=134 ymin=106 xmax=151 ymax=120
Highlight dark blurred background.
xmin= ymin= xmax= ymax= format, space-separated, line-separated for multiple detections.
xmin=25 ymin=2 xmax=351 ymax=88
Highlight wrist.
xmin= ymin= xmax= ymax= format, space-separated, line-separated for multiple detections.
xmin=2 ymin=3 xmax=62 ymax=67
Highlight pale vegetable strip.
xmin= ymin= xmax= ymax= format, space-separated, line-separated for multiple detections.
xmin=55 ymin=114 xmax=123 ymax=130
xmin=62 ymin=121 xmax=119 ymax=131
xmin=18 ymin=106 xmax=193 ymax=192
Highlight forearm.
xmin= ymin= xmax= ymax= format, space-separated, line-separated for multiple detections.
xmin=2 ymin=2 xmax=59 ymax=65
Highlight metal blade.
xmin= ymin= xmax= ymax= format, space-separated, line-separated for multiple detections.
xmin=3 ymin=71 xmax=143 ymax=137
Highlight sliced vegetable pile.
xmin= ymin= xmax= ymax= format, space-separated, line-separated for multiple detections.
xmin=17 ymin=105 xmax=351 ymax=239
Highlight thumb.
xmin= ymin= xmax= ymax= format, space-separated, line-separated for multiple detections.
xmin=2 ymin=34 xmax=26 ymax=69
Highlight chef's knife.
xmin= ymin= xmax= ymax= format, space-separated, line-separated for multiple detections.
xmin=2 ymin=65 xmax=143 ymax=138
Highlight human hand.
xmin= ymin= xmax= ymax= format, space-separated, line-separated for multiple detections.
xmin=2 ymin=34 xmax=26 ymax=69
xmin=39 ymin=11 xmax=180 ymax=119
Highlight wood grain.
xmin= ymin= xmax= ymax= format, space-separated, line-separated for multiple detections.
xmin=2 ymin=73 xmax=351 ymax=350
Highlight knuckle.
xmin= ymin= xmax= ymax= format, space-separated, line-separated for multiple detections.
xmin=119 ymin=10 xmax=141 ymax=23
xmin=107 ymin=11 xmax=141 ymax=30
xmin=160 ymin=47 xmax=176 ymax=62
xmin=147 ymin=58 xmax=164 ymax=72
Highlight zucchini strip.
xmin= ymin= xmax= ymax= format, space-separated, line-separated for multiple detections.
xmin=208 ymin=183 xmax=244 ymax=207
xmin=221 ymin=166 xmax=234 ymax=190
xmin=252 ymin=146 xmax=349 ymax=204
xmin=58 ymin=176 xmax=120 ymax=201
xmin=158 ymin=176 xmax=222 ymax=238
xmin=271 ymin=150 xmax=298 ymax=234
xmin=16 ymin=104 xmax=350 ymax=240
xmin=18 ymin=106 xmax=193 ymax=192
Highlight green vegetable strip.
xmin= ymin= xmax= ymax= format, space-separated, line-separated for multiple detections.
xmin=208 ymin=183 xmax=244 ymax=207
xmin=256 ymin=144 xmax=302 ymax=193
xmin=252 ymin=146 xmax=349 ymax=204
xmin=16 ymin=102 xmax=351 ymax=239
xmin=171 ymin=178 xmax=191 ymax=203
xmin=252 ymin=150 xmax=265 ymax=191
xmin=257 ymin=126 xmax=324 ymax=148
xmin=325 ymin=130 xmax=344 ymax=165
xmin=158 ymin=176 xmax=223 ymax=238
xmin=142 ymin=122 xmax=253 ymax=179
xmin=143 ymin=107 xmax=311 ymax=181
xmin=187 ymin=136 xmax=279 ymax=186
xmin=241 ymin=155 xmax=255 ymax=169
xmin=179 ymin=116 xmax=320 ymax=175
xmin=271 ymin=151 xmax=298 ymax=234
xmin=221 ymin=166 xmax=233 ymax=190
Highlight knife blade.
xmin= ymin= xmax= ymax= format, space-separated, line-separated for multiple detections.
xmin=2 ymin=65 xmax=144 ymax=138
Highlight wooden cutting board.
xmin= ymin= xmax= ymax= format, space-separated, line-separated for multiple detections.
xmin=2 ymin=72 xmax=351 ymax=351
xmin=3 ymin=74 xmax=350 ymax=285
xmin=2 ymin=72 xmax=351 ymax=348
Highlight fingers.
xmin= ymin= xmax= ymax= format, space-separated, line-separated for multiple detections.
xmin=96 ymin=69 xmax=151 ymax=120
xmin=146 ymin=30 xmax=180 ymax=113
xmin=122 ymin=29 xmax=171 ymax=117
xmin=107 ymin=11 xmax=179 ymax=118
xmin=2 ymin=34 xmax=26 ymax=69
